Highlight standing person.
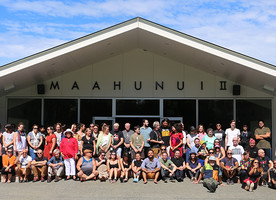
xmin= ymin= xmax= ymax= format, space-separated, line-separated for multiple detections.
xmin=96 ymin=125 xmax=113 ymax=158
xmin=80 ymin=128 xmax=96 ymax=157
xmin=186 ymin=126 xmax=199 ymax=162
xmin=130 ymin=126 xmax=145 ymax=160
xmin=96 ymin=151 xmax=108 ymax=181
xmin=221 ymin=150 xmax=239 ymax=185
xmin=43 ymin=126 xmax=57 ymax=160
xmin=242 ymin=159 xmax=263 ymax=192
xmin=76 ymin=149 xmax=98 ymax=182
xmin=92 ymin=124 xmax=99 ymax=142
xmin=27 ymin=124 xmax=43 ymax=160
xmin=141 ymin=149 xmax=161 ymax=184
xmin=89 ymin=123 xmax=95 ymax=132
xmin=171 ymin=149 xmax=186 ymax=182
xmin=15 ymin=149 xmax=32 ymax=183
xmin=54 ymin=123 xmax=64 ymax=148
xmin=140 ymin=119 xmax=152 ymax=158
xmin=245 ymin=139 xmax=259 ymax=159
xmin=149 ymin=121 xmax=164 ymax=158
xmin=110 ymin=123 xmax=124 ymax=158
xmin=256 ymin=149 xmax=273 ymax=186
xmin=159 ymin=152 xmax=176 ymax=183
xmin=47 ymin=149 xmax=64 ymax=182
xmin=75 ymin=123 xmax=85 ymax=156
xmin=228 ymin=137 xmax=244 ymax=164
xmin=225 ymin=120 xmax=240 ymax=150
xmin=39 ymin=125 xmax=46 ymax=151
xmin=186 ymin=151 xmax=201 ymax=182
xmin=180 ymin=123 xmax=188 ymax=158
xmin=107 ymin=151 xmax=121 ymax=183
xmin=203 ymin=128 xmax=216 ymax=150
xmin=255 ymin=120 xmax=271 ymax=159
xmin=160 ymin=118 xmax=171 ymax=155
xmin=2 ymin=124 xmax=15 ymax=154
xmin=13 ymin=122 xmax=27 ymax=156
xmin=169 ymin=123 xmax=183 ymax=158
xmin=77 ymin=123 xmax=86 ymax=138
xmin=60 ymin=129 xmax=78 ymax=181
xmin=240 ymin=125 xmax=253 ymax=149
xmin=197 ymin=124 xmax=206 ymax=141
xmin=122 ymin=123 xmax=134 ymax=155
xmin=1 ymin=148 xmax=16 ymax=183
xmin=132 ymin=152 xmax=143 ymax=183
xmin=31 ymin=149 xmax=48 ymax=182
xmin=213 ymin=123 xmax=225 ymax=147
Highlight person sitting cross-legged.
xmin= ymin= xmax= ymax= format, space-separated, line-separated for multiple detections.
xmin=132 ymin=152 xmax=143 ymax=183
xmin=47 ymin=149 xmax=64 ymax=183
xmin=186 ymin=151 xmax=201 ymax=183
xmin=77 ymin=149 xmax=98 ymax=182
xmin=171 ymin=149 xmax=186 ymax=182
xmin=221 ymin=150 xmax=239 ymax=185
xmin=142 ymin=149 xmax=161 ymax=184
xmin=31 ymin=149 xmax=48 ymax=182
xmin=159 ymin=151 xmax=177 ymax=183
xmin=15 ymin=149 xmax=32 ymax=183
xmin=194 ymin=156 xmax=221 ymax=193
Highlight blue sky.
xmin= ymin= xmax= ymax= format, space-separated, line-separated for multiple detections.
xmin=0 ymin=0 xmax=276 ymax=66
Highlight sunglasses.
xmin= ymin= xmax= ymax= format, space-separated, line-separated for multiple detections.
xmin=227 ymin=153 xmax=232 ymax=155
xmin=7 ymin=151 xmax=13 ymax=153
xmin=90 ymin=126 xmax=94 ymax=127
xmin=254 ymin=162 xmax=259 ymax=163
xmin=37 ymin=153 xmax=42 ymax=154
xmin=161 ymin=149 xmax=166 ymax=150
xmin=33 ymin=128 xmax=38 ymax=129
xmin=209 ymin=152 xmax=214 ymax=154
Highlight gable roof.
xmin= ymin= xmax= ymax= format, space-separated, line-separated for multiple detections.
xmin=1 ymin=17 xmax=276 ymax=95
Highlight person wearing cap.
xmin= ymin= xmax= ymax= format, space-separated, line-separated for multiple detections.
xmin=245 ymin=138 xmax=259 ymax=159
xmin=186 ymin=151 xmax=201 ymax=182
xmin=77 ymin=149 xmax=98 ymax=182
xmin=221 ymin=150 xmax=239 ymax=185
xmin=47 ymin=149 xmax=64 ymax=183
xmin=15 ymin=149 xmax=32 ymax=183
xmin=194 ymin=156 xmax=220 ymax=193
xmin=60 ymin=129 xmax=78 ymax=180
xmin=196 ymin=140 xmax=208 ymax=167
xmin=238 ymin=151 xmax=253 ymax=183
xmin=1 ymin=148 xmax=16 ymax=183
xmin=186 ymin=126 xmax=199 ymax=162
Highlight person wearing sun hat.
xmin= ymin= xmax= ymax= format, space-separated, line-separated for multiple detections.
xmin=197 ymin=140 xmax=208 ymax=166
xmin=194 ymin=156 xmax=220 ymax=192
xmin=60 ymin=129 xmax=78 ymax=181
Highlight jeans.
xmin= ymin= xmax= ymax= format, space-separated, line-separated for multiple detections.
xmin=188 ymin=169 xmax=200 ymax=179
xmin=186 ymin=148 xmax=191 ymax=163
xmin=238 ymin=169 xmax=248 ymax=183
xmin=174 ymin=169 xmax=185 ymax=179
xmin=29 ymin=148 xmax=37 ymax=160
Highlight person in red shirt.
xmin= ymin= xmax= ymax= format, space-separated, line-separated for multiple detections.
xmin=170 ymin=124 xmax=184 ymax=158
xmin=44 ymin=126 xmax=57 ymax=160
xmin=60 ymin=129 xmax=78 ymax=180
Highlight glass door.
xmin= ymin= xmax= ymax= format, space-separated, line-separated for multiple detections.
xmin=92 ymin=117 xmax=115 ymax=127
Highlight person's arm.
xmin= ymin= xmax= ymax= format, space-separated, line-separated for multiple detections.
xmin=119 ymin=158 xmax=125 ymax=171
xmin=220 ymin=148 xmax=226 ymax=161
xmin=49 ymin=137 xmax=56 ymax=155
xmin=13 ymin=133 xmax=18 ymax=152
xmin=27 ymin=135 xmax=35 ymax=149
xmin=175 ymin=139 xmax=183 ymax=149
xmin=169 ymin=137 xmax=172 ymax=150
xmin=37 ymin=135 xmax=43 ymax=148
xmin=118 ymin=160 xmax=121 ymax=171
xmin=233 ymin=161 xmax=239 ymax=170
xmin=76 ymin=157 xmax=83 ymax=171
xmin=106 ymin=136 xmax=112 ymax=150
xmin=73 ymin=139 xmax=79 ymax=160
xmin=5 ymin=136 xmax=14 ymax=148
xmin=221 ymin=162 xmax=227 ymax=171
xmin=80 ymin=140 xmax=84 ymax=156
xmin=115 ymin=137 xmax=124 ymax=149
xmin=93 ymin=140 xmax=96 ymax=156
xmin=225 ymin=134 xmax=228 ymax=149
xmin=26 ymin=161 xmax=32 ymax=169
xmin=195 ymin=162 xmax=201 ymax=170
xmin=107 ymin=160 xmax=110 ymax=172
xmin=186 ymin=162 xmax=191 ymax=171
xmin=129 ymin=140 xmax=136 ymax=152
xmin=195 ymin=173 xmax=203 ymax=184
xmin=139 ymin=136 xmax=145 ymax=152
xmin=92 ymin=159 xmax=97 ymax=174
xmin=15 ymin=152 xmax=22 ymax=165
xmin=171 ymin=163 xmax=177 ymax=174
xmin=269 ymin=160 xmax=273 ymax=169
xmin=160 ymin=162 xmax=169 ymax=170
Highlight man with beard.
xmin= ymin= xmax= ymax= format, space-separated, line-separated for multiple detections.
xmin=141 ymin=149 xmax=161 ymax=184
xmin=149 ymin=121 xmax=164 ymax=158
xmin=110 ymin=123 xmax=124 ymax=158
xmin=195 ymin=156 xmax=220 ymax=193
xmin=245 ymin=138 xmax=259 ymax=159
xmin=160 ymin=118 xmax=171 ymax=155
xmin=140 ymin=119 xmax=152 ymax=157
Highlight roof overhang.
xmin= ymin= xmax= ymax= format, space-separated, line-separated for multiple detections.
xmin=1 ymin=17 xmax=276 ymax=95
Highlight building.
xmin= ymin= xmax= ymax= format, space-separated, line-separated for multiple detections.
xmin=0 ymin=18 xmax=275 ymax=156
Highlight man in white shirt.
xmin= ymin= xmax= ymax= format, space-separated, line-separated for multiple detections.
xmin=15 ymin=149 xmax=32 ymax=182
xmin=225 ymin=120 xmax=240 ymax=150
xmin=229 ymin=137 xmax=244 ymax=165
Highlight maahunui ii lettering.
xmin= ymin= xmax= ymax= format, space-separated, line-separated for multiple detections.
xmin=49 ymin=80 xmax=227 ymax=91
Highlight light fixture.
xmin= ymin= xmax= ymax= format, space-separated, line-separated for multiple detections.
xmin=263 ymin=85 xmax=274 ymax=92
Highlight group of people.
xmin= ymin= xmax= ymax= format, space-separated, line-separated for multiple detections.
xmin=0 ymin=119 xmax=275 ymax=193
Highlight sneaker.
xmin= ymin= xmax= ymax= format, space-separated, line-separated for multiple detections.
xmin=205 ymin=182 xmax=212 ymax=191
xmin=170 ymin=177 xmax=175 ymax=183
xmin=163 ymin=179 xmax=168 ymax=183
xmin=54 ymin=176 xmax=59 ymax=182
xmin=230 ymin=179 xmax=234 ymax=185
xmin=120 ymin=177 xmax=124 ymax=183
xmin=226 ymin=179 xmax=231 ymax=185
xmin=47 ymin=177 xmax=52 ymax=183
xmin=210 ymin=182 xmax=217 ymax=193
xmin=246 ymin=181 xmax=250 ymax=190
xmin=133 ymin=178 xmax=139 ymax=183
xmin=41 ymin=177 xmax=45 ymax=182
xmin=249 ymin=183 xmax=254 ymax=192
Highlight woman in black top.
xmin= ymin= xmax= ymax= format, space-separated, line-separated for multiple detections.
xmin=119 ymin=153 xmax=131 ymax=183
xmin=107 ymin=151 xmax=121 ymax=183
xmin=242 ymin=159 xmax=263 ymax=192
xmin=80 ymin=128 xmax=96 ymax=156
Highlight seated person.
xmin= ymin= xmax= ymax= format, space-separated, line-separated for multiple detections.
xmin=239 ymin=151 xmax=252 ymax=183
xmin=159 ymin=152 xmax=176 ymax=183
xmin=221 ymin=150 xmax=239 ymax=185
xmin=242 ymin=159 xmax=263 ymax=192
xmin=119 ymin=153 xmax=131 ymax=183
xmin=194 ymin=156 xmax=221 ymax=193
xmin=130 ymin=126 xmax=145 ymax=160
xmin=142 ymin=149 xmax=161 ymax=184
xmin=132 ymin=152 xmax=143 ymax=183
xmin=15 ymin=149 xmax=32 ymax=183
xmin=47 ymin=149 xmax=64 ymax=182
xmin=171 ymin=149 xmax=186 ymax=182
xmin=157 ymin=145 xmax=168 ymax=159
xmin=1 ymin=148 xmax=16 ymax=183
xmin=31 ymin=149 xmax=48 ymax=182
xmin=96 ymin=151 xmax=108 ymax=181
xmin=257 ymin=149 xmax=273 ymax=186
xmin=245 ymin=139 xmax=258 ymax=159
xmin=228 ymin=137 xmax=244 ymax=164
xmin=268 ymin=160 xmax=276 ymax=189
xmin=77 ymin=149 xmax=98 ymax=182
xmin=196 ymin=140 xmax=208 ymax=167
xmin=107 ymin=151 xmax=121 ymax=183
xmin=186 ymin=151 xmax=201 ymax=182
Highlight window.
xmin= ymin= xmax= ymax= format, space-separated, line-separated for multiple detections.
xmin=116 ymin=100 xmax=159 ymax=115
xmin=199 ymin=100 xmax=233 ymax=130
xmin=8 ymin=99 xmax=41 ymax=131
xmin=44 ymin=99 xmax=78 ymax=127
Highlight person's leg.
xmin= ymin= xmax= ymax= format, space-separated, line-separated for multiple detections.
xmin=40 ymin=165 xmax=47 ymax=178
xmin=1 ymin=168 xmax=7 ymax=182
xmin=114 ymin=168 xmax=118 ymax=180
xmin=161 ymin=168 xmax=169 ymax=182
xmin=48 ymin=166 xmax=53 ymax=178
xmin=116 ymin=148 xmax=122 ymax=158
xmin=31 ymin=166 xmax=39 ymax=181
xmin=154 ymin=171 xmax=160 ymax=184
xmin=16 ymin=167 xmax=23 ymax=181
xmin=29 ymin=148 xmax=36 ymax=160
xmin=238 ymin=169 xmax=247 ymax=183
xmin=25 ymin=168 xmax=30 ymax=181
xmin=109 ymin=168 xmax=114 ymax=181
xmin=186 ymin=148 xmax=191 ymax=162
xmin=179 ymin=169 xmax=184 ymax=180
xmin=142 ymin=171 xmax=147 ymax=183
xmin=195 ymin=169 xmax=200 ymax=180
xmin=57 ymin=166 xmax=64 ymax=177
xmin=64 ymin=159 xmax=70 ymax=178
xmin=69 ymin=158 xmax=76 ymax=178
